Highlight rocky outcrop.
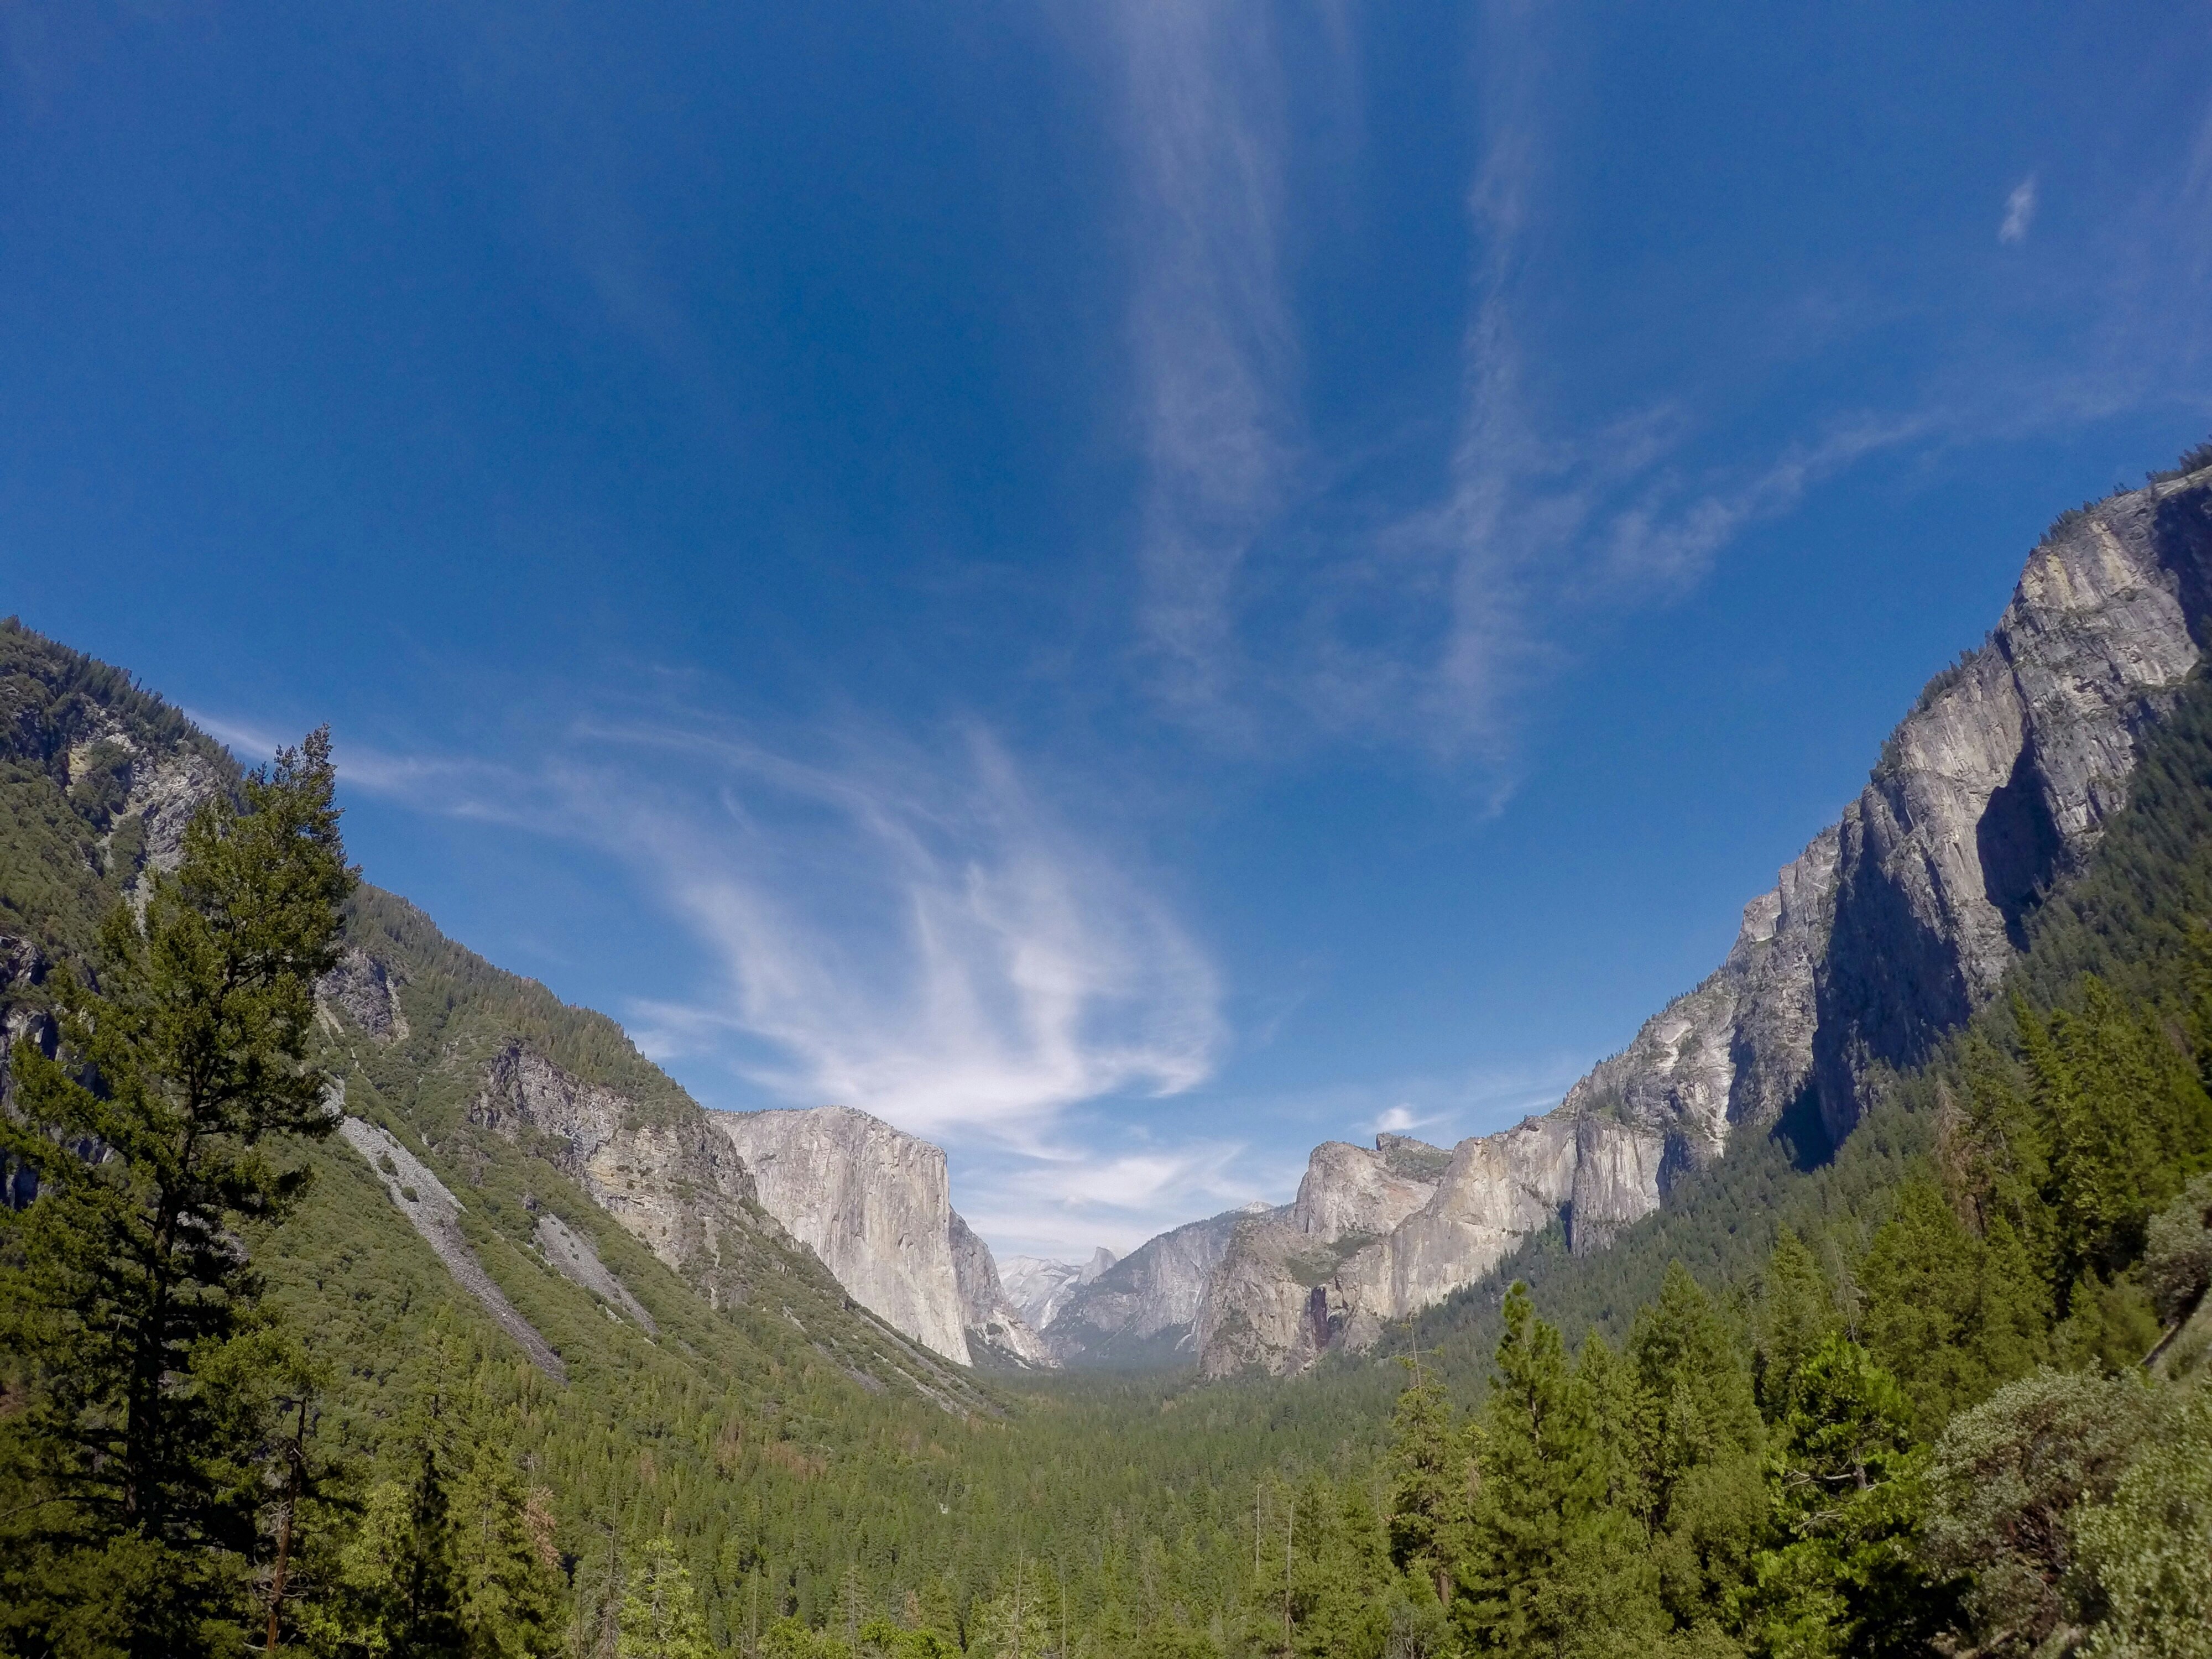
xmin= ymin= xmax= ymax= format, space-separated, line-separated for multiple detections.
xmin=534 ymin=1208 xmax=656 ymax=1333
xmin=317 ymin=947 xmax=409 ymax=1042
xmin=949 ymin=1211 xmax=1055 ymax=1369
xmin=106 ymin=743 xmax=229 ymax=881
xmin=1046 ymin=1203 xmax=1275 ymax=1365
xmin=1196 ymin=462 xmax=2212 ymax=1378
xmin=0 ymin=935 xmax=53 ymax=1092
xmin=1000 ymin=1247 xmax=1117 ymax=1332
xmin=711 ymin=1105 xmax=973 ymax=1364
xmin=1292 ymin=1136 xmax=1445 ymax=1240
xmin=1562 ymin=466 xmax=2212 ymax=1167
xmin=338 ymin=1114 xmax=567 ymax=1380
xmin=0 ymin=936 xmax=51 ymax=1204
xmin=469 ymin=1040 xmax=769 ymax=1292
xmin=460 ymin=1046 xmax=997 ymax=1405
xmin=1194 ymin=1134 xmax=1450 ymax=1376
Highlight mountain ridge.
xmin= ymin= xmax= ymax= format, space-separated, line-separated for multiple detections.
xmin=1178 ymin=459 xmax=2212 ymax=1376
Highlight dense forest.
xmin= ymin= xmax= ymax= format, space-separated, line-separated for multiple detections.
xmin=3 ymin=571 xmax=2211 ymax=1659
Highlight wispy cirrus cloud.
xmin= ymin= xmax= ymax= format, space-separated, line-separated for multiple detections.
xmin=584 ymin=722 xmax=1224 ymax=1141
xmin=291 ymin=709 xmax=1224 ymax=1153
xmin=1098 ymin=0 xmax=1932 ymax=773
xmin=1594 ymin=414 xmax=1933 ymax=595
xmin=197 ymin=701 xmax=1234 ymax=1257
xmin=2000 ymin=174 xmax=2038 ymax=244
xmin=954 ymin=1133 xmax=1261 ymax=1257
xmin=1106 ymin=0 xmax=1303 ymax=728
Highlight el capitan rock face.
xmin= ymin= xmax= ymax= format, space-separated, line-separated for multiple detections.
xmin=1195 ymin=463 xmax=2212 ymax=1378
xmin=711 ymin=1105 xmax=975 ymax=1364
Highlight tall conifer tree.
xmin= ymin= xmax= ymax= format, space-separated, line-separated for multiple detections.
xmin=0 ymin=732 xmax=352 ymax=1656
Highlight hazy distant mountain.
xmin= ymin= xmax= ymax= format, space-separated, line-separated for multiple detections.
xmin=1040 ymin=1203 xmax=1277 ymax=1366
xmin=998 ymin=1246 xmax=1115 ymax=1332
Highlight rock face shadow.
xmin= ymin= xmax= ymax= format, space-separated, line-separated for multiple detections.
xmin=1977 ymin=742 xmax=2067 ymax=952
xmin=1770 ymin=1086 xmax=1835 ymax=1175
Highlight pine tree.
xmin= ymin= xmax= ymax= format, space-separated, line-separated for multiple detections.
xmin=397 ymin=1438 xmax=469 ymax=1656
xmin=1859 ymin=1180 xmax=2048 ymax=1435
xmin=2025 ymin=981 xmax=2212 ymax=1281
xmin=1459 ymin=1284 xmax=1664 ymax=1657
xmin=1748 ymin=1338 xmax=1954 ymax=1659
xmin=451 ymin=1443 xmax=565 ymax=1658
xmin=618 ymin=1536 xmax=716 ymax=1659
xmin=1940 ymin=1035 xmax=2052 ymax=1270
xmin=1460 ymin=1284 xmax=1579 ymax=1650
xmin=1385 ymin=1357 xmax=1469 ymax=1603
xmin=306 ymin=1441 xmax=467 ymax=1659
xmin=1625 ymin=1265 xmax=1764 ymax=1634
xmin=1753 ymin=1233 xmax=1836 ymax=1426
xmin=0 ymin=732 xmax=352 ymax=1657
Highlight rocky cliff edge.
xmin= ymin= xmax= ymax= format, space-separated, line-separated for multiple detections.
xmin=1197 ymin=460 xmax=2212 ymax=1378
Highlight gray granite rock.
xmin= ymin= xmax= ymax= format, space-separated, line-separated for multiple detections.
xmin=533 ymin=1208 xmax=657 ymax=1333
xmin=949 ymin=1211 xmax=1055 ymax=1369
xmin=1046 ymin=1203 xmax=1275 ymax=1365
xmin=1197 ymin=463 xmax=2212 ymax=1378
xmin=316 ymin=947 xmax=409 ymax=1042
xmin=711 ymin=1105 xmax=972 ymax=1364
xmin=999 ymin=1246 xmax=1117 ymax=1333
xmin=1291 ymin=1138 xmax=1443 ymax=1241
xmin=338 ymin=1114 xmax=566 ymax=1380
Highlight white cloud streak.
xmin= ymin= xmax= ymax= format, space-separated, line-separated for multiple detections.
xmin=2000 ymin=174 xmax=2037 ymax=244
xmin=1107 ymin=0 xmax=1301 ymax=728
xmin=954 ymin=1134 xmax=1260 ymax=1257
xmin=1597 ymin=415 xmax=1932 ymax=595
xmin=601 ymin=729 xmax=1224 ymax=1140
xmin=319 ymin=714 xmax=1225 ymax=1151
xmin=1098 ymin=0 xmax=1930 ymax=775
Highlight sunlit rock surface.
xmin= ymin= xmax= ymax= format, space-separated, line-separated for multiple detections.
xmin=1000 ymin=1247 xmax=1116 ymax=1332
xmin=1046 ymin=1204 xmax=1274 ymax=1365
xmin=1197 ymin=464 xmax=2212 ymax=1377
xmin=711 ymin=1105 xmax=973 ymax=1364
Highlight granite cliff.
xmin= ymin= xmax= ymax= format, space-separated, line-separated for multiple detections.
xmin=948 ymin=1212 xmax=1055 ymax=1369
xmin=464 ymin=1038 xmax=765 ymax=1313
xmin=710 ymin=1105 xmax=980 ymax=1364
xmin=1196 ymin=460 xmax=2212 ymax=1377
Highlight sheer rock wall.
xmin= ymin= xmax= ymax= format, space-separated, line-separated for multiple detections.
xmin=1196 ymin=463 xmax=2212 ymax=1378
xmin=1045 ymin=1203 xmax=1274 ymax=1365
xmin=711 ymin=1105 xmax=973 ymax=1364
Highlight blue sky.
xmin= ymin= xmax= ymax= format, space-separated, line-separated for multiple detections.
xmin=6 ymin=2 xmax=2211 ymax=1259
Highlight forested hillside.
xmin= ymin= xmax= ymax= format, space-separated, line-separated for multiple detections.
xmin=8 ymin=461 xmax=2212 ymax=1659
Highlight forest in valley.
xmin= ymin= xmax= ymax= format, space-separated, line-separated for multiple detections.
xmin=3 ymin=601 xmax=2211 ymax=1659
